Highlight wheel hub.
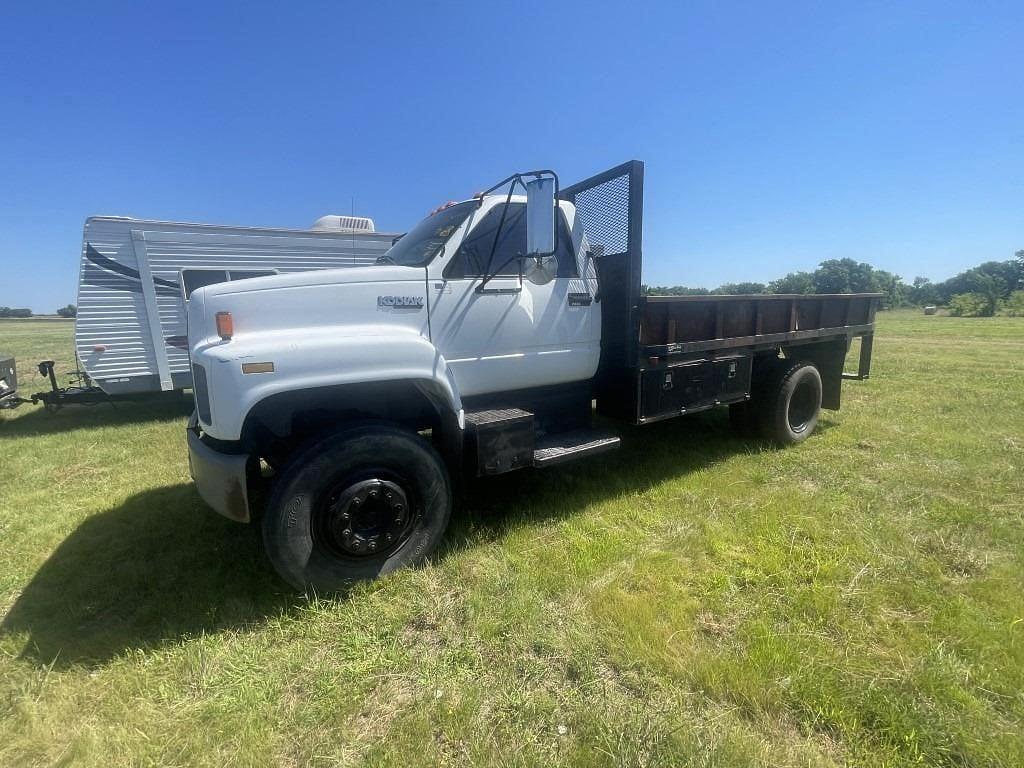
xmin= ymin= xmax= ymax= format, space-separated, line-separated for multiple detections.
xmin=788 ymin=379 xmax=818 ymax=433
xmin=323 ymin=478 xmax=411 ymax=558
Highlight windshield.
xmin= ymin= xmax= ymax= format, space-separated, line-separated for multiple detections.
xmin=379 ymin=202 xmax=476 ymax=267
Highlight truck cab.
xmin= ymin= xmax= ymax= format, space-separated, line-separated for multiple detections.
xmin=187 ymin=161 xmax=879 ymax=592
xmin=188 ymin=185 xmax=600 ymax=448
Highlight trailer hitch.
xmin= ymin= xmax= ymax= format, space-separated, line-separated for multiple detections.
xmin=38 ymin=360 xmax=60 ymax=392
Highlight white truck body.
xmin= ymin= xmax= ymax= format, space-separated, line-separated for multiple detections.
xmin=188 ymin=195 xmax=601 ymax=441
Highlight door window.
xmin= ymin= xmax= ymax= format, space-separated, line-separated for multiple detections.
xmin=445 ymin=203 xmax=577 ymax=280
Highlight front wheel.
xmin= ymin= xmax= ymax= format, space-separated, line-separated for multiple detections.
xmin=262 ymin=424 xmax=452 ymax=592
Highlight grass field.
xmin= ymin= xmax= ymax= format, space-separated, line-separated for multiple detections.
xmin=1 ymin=312 xmax=1022 ymax=767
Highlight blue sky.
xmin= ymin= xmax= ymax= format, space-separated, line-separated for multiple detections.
xmin=1 ymin=1 xmax=1021 ymax=312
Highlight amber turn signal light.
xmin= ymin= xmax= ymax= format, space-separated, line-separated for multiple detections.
xmin=241 ymin=362 xmax=274 ymax=374
xmin=215 ymin=311 xmax=233 ymax=340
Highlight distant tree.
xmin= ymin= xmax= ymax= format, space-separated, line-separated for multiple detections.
xmin=768 ymin=271 xmax=815 ymax=294
xmin=948 ymin=293 xmax=991 ymax=317
xmin=714 ymin=282 xmax=766 ymax=295
xmin=969 ymin=272 xmax=1007 ymax=317
xmin=934 ymin=260 xmax=1018 ymax=304
xmin=1001 ymin=290 xmax=1024 ymax=317
xmin=642 ymin=285 xmax=711 ymax=296
xmin=0 ymin=307 xmax=32 ymax=318
xmin=812 ymin=258 xmax=879 ymax=294
xmin=909 ymin=277 xmax=940 ymax=307
xmin=56 ymin=304 xmax=77 ymax=318
xmin=871 ymin=269 xmax=909 ymax=309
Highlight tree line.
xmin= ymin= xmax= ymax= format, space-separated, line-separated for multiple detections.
xmin=644 ymin=251 xmax=1024 ymax=317
xmin=0 ymin=304 xmax=77 ymax=318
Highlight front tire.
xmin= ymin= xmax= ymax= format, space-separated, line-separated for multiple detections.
xmin=262 ymin=424 xmax=452 ymax=592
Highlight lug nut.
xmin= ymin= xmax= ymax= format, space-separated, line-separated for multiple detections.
xmin=394 ymin=504 xmax=403 ymax=512
xmin=368 ymin=541 xmax=377 ymax=551
xmin=342 ymin=528 xmax=352 ymax=537
xmin=368 ymin=490 xmax=377 ymax=499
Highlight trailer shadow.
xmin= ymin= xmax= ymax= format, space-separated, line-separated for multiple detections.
xmin=0 ymin=395 xmax=194 ymax=440
xmin=2 ymin=409 xmax=832 ymax=669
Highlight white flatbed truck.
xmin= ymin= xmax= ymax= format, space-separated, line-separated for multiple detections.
xmin=186 ymin=161 xmax=879 ymax=591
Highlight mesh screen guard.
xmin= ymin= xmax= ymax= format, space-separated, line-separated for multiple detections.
xmin=560 ymin=161 xmax=645 ymax=420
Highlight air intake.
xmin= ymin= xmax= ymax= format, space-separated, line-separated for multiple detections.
xmin=309 ymin=215 xmax=376 ymax=233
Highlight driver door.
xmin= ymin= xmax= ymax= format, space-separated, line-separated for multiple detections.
xmin=428 ymin=201 xmax=600 ymax=398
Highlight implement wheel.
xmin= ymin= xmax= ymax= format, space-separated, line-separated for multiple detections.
xmin=757 ymin=360 xmax=822 ymax=445
xmin=262 ymin=424 xmax=451 ymax=592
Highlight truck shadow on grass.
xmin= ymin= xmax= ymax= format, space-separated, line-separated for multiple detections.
xmin=446 ymin=410 xmax=839 ymax=551
xmin=1 ymin=484 xmax=291 ymax=669
xmin=2 ymin=410 xmax=839 ymax=669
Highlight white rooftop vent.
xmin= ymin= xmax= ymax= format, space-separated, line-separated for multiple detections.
xmin=310 ymin=215 xmax=376 ymax=233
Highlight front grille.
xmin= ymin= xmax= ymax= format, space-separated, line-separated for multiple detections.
xmin=192 ymin=363 xmax=211 ymax=424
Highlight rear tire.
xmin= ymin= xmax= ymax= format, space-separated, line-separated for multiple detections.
xmin=757 ymin=360 xmax=822 ymax=445
xmin=262 ymin=424 xmax=451 ymax=592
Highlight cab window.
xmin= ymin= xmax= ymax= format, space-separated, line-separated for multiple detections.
xmin=445 ymin=203 xmax=577 ymax=280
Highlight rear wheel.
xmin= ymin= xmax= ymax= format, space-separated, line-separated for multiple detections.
xmin=262 ymin=424 xmax=451 ymax=591
xmin=757 ymin=360 xmax=822 ymax=445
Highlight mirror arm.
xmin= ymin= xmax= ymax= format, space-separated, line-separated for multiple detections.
xmin=477 ymin=181 xmax=519 ymax=288
xmin=473 ymin=169 xmax=561 ymax=293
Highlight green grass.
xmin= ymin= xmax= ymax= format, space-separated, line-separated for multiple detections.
xmin=1 ymin=312 xmax=1022 ymax=767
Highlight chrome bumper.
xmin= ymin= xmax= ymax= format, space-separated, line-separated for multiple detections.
xmin=186 ymin=412 xmax=251 ymax=523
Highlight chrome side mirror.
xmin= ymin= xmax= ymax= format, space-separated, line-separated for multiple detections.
xmin=525 ymin=176 xmax=556 ymax=258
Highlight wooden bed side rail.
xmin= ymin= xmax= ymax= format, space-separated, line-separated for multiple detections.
xmin=639 ymin=293 xmax=882 ymax=347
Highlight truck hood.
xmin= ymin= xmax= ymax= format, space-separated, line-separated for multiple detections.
xmin=198 ymin=263 xmax=423 ymax=299
xmin=188 ymin=264 xmax=429 ymax=350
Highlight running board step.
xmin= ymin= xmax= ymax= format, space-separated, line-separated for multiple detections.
xmin=532 ymin=431 xmax=620 ymax=468
xmin=464 ymin=407 xmax=534 ymax=427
